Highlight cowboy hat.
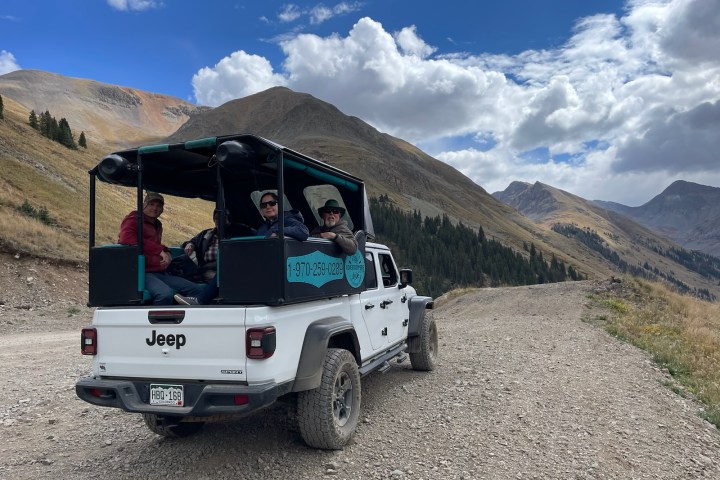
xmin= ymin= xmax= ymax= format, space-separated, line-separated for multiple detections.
xmin=317 ymin=199 xmax=346 ymax=216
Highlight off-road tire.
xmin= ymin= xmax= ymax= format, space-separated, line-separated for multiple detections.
xmin=297 ymin=348 xmax=361 ymax=449
xmin=142 ymin=413 xmax=205 ymax=438
xmin=408 ymin=311 xmax=438 ymax=371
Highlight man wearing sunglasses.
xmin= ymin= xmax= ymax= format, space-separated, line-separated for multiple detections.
xmin=256 ymin=192 xmax=309 ymax=241
xmin=311 ymin=199 xmax=358 ymax=255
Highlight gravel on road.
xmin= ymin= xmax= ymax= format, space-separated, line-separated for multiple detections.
xmin=1 ymin=276 xmax=719 ymax=479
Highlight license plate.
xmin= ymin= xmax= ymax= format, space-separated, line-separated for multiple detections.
xmin=149 ymin=384 xmax=184 ymax=406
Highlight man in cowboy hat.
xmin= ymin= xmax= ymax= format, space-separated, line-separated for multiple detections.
xmin=311 ymin=199 xmax=357 ymax=255
xmin=118 ymin=191 xmax=204 ymax=305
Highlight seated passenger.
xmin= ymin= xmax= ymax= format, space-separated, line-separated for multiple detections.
xmin=174 ymin=210 xmax=228 ymax=306
xmin=311 ymin=199 xmax=357 ymax=255
xmin=117 ymin=192 xmax=204 ymax=305
xmin=174 ymin=193 xmax=309 ymax=306
xmin=181 ymin=209 xmax=228 ymax=283
xmin=256 ymin=192 xmax=309 ymax=241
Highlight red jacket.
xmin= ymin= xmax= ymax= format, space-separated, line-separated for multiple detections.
xmin=117 ymin=211 xmax=169 ymax=272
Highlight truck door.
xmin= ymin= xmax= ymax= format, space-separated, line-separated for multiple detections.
xmin=359 ymin=250 xmax=406 ymax=350
xmin=376 ymin=252 xmax=407 ymax=345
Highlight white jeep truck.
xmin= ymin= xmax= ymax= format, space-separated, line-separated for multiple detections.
xmin=76 ymin=134 xmax=436 ymax=449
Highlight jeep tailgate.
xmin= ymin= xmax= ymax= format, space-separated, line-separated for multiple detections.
xmin=91 ymin=307 xmax=247 ymax=382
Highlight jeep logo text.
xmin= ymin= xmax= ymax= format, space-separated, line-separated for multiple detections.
xmin=146 ymin=330 xmax=186 ymax=349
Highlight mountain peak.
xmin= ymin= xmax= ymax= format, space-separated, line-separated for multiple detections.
xmin=0 ymin=69 xmax=207 ymax=147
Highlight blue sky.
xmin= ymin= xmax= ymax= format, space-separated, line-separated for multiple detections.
xmin=2 ymin=0 xmax=720 ymax=206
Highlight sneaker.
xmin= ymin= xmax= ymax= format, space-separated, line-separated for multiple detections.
xmin=174 ymin=294 xmax=199 ymax=305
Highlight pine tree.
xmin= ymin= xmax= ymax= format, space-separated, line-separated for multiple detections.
xmin=0 ymin=94 xmax=4 ymax=119
xmin=78 ymin=131 xmax=87 ymax=148
xmin=57 ymin=118 xmax=77 ymax=149
xmin=29 ymin=110 xmax=38 ymax=129
xmin=39 ymin=110 xmax=51 ymax=137
xmin=49 ymin=117 xmax=60 ymax=141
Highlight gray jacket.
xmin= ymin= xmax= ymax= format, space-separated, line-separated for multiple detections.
xmin=311 ymin=220 xmax=358 ymax=255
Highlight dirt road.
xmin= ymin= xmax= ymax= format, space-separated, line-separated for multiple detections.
xmin=1 ymin=281 xmax=719 ymax=479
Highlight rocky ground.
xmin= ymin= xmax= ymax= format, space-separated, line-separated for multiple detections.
xmin=1 ymin=254 xmax=719 ymax=479
xmin=0 ymin=252 xmax=91 ymax=335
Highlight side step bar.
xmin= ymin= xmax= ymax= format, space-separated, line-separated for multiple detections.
xmin=359 ymin=343 xmax=406 ymax=376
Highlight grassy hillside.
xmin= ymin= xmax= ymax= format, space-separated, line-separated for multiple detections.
xmin=0 ymin=96 xmax=215 ymax=261
xmin=4 ymin=79 xmax=715 ymax=302
xmin=495 ymin=181 xmax=720 ymax=299
xmin=589 ymin=277 xmax=720 ymax=427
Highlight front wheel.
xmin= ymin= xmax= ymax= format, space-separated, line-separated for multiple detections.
xmin=408 ymin=311 xmax=438 ymax=371
xmin=297 ymin=348 xmax=361 ymax=449
xmin=142 ymin=414 xmax=205 ymax=438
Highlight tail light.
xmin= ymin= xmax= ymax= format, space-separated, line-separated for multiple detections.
xmin=246 ymin=327 xmax=276 ymax=359
xmin=81 ymin=327 xmax=97 ymax=355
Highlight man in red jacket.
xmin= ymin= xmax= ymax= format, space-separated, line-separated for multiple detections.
xmin=118 ymin=192 xmax=204 ymax=305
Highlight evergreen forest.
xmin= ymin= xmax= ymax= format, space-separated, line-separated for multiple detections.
xmin=28 ymin=109 xmax=86 ymax=150
xmin=369 ymin=196 xmax=582 ymax=299
xmin=551 ymin=223 xmax=716 ymax=301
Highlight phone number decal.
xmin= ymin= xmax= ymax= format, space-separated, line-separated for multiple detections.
xmin=287 ymin=251 xmax=344 ymax=287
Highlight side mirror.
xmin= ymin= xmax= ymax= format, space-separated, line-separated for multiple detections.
xmin=399 ymin=269 xmax=413 ymax=288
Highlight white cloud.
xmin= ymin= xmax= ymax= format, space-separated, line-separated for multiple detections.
xmin=277 ymin=2 xmax=362 ymax=25
xmin=394 ymin=26 xmax=436 ymax=58
xmin=192 ymin=0 xmax=720 ymax=204
xmin=278 ymin=4 xmax=301 ymax=23
xmin=309 ymin=5 xmax=333 ymax=24
xmin=0 ymin=50 xmax=20 ymax=75
xmin=192 ymin=51 xmax=288 ymax=106
xmin=106 ymin=0 xmax=161 ymax=11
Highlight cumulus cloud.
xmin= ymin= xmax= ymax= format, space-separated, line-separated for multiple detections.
xmin=106 ymin=0 xmax=161 ymax=11
xmin=192 ymin=0 xmax=720 ymax=204
xmin=395 ymin=26 xmax=436 ymax=58
xmin=192 ymin=51 xmax=288 ymax=106
xmin=614 ymin=100 xmax=720 ymax=173
xmin=0 ymin=50 xmax=20 ymax=75
xmin=657 ymin=0 xmax=720 ymax=65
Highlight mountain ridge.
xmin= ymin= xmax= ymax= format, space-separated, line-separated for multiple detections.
xmin=0 ymin=69 xmax=209 ymax=148
xmin=493 ymin=181 xmax=720 ymax=299
xmin=593 ymin=180 xmax=720 ymax=257
xmin=2 ymin=69 xmax=718 ymax=299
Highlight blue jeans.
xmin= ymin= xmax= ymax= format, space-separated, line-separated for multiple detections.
xmin=197 ymin=282 xmax=219 ymax=305
xmin=145 ymin=272 xmax=205 ymax=305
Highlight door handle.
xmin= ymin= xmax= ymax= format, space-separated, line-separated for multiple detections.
xmin=365 ymin=303 xmax=375 ymax=310
xmin=380 ymin=300 xmax=393 ymax=309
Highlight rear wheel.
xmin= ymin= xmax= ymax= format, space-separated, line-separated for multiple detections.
xmin=297 ymin=348 xmax=361 ymax=449
xmin=142 ymin=414 xmax=205 ymax=438
xmin=408 ymin=312 xmax=438 ymax=371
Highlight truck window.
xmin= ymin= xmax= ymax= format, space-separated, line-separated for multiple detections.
xmin=365 ymin=252 xmax=378 ymax=289
xmin=378 ymin=253 xmax=398 ymax=287
xmin=304 ymin=184 xmax=353 ymax=230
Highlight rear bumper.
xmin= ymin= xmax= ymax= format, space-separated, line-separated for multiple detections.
xmin=75 ymin=377 xmax=283 ymax=417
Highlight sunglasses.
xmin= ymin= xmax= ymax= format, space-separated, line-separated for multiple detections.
xmin=259 ymin=200 xmax=278 ymax=208
xmin=324 ymin=209 xmax=341 ymax=215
